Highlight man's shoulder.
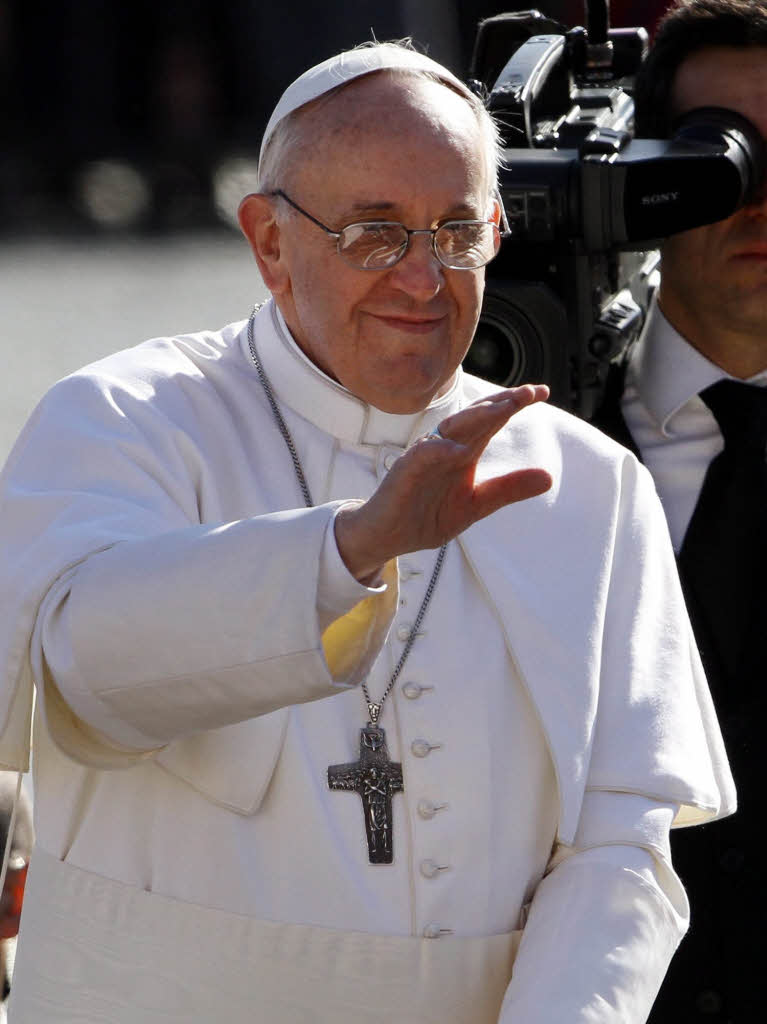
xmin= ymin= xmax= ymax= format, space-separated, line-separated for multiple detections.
xmin=6 ymin=321 xmax=253 ymax=469
xmin=69 ymin=320 xmax=248 ymax=389
xmin=39 ymin=320 xmax=250 ymax=419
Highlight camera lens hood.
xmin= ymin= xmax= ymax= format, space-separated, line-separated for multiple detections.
xmin=672 ymin=106 xmax=766 ymax=207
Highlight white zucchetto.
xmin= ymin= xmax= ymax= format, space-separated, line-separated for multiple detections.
xmin=259 ymin=45 xmax=475 ymax=169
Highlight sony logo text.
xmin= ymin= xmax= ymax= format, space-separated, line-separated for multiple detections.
xmin=641 ymin=192 xmax=681 ymax=205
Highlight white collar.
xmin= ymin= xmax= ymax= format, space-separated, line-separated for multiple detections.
xmin=240 ymin=298 xmax=463 ymax=449
xmin=630 ymin=300 xmax=767 ymax=438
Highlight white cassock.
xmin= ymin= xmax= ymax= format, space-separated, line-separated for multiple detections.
xmin=0 ymin=299 xmax=733 ymax=1023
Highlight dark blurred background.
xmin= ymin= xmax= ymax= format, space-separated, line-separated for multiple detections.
xmin=0 ymin=1 xmax=670 ymax=237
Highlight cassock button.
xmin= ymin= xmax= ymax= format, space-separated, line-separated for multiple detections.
xmin=402 ymin=681 xmax=434 ymax=700
xmin=411 ymin=738 xmax=442 ymax=758
xmin=396 ymin=623 xmax=425 ymax=643
xmin=420 ymin=859 xmax=450 ymax=879
xmin=422 ymin=923 xmax=454 ymax=939
xmin=417 ymin=799 xmax=447 ymax=819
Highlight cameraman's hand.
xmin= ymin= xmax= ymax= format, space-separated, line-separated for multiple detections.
xmin=335 ymin=384 xmax=552 ymax=583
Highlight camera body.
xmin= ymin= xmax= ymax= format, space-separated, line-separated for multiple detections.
xmin=465 ymin=7 xmax=765 ymax=418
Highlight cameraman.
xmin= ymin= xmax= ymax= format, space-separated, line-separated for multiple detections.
xmin=596 ymin=1 xmax=767 ymax=1019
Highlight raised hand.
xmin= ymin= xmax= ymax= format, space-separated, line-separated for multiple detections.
xmin=335 ymin=384 xmax=553 ymax=582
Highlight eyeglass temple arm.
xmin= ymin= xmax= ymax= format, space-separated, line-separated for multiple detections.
xmin=269 ymin=190 xmax=340 ymax=237
xmin=494 ymin=188 xmax=511 ymax=237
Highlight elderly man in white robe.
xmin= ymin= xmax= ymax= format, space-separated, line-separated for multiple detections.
xmin=0 ymin=42 xmax=733 ymax=1024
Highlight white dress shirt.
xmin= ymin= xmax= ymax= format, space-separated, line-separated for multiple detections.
xmin=622 ymin=301 xmax=767 ymax=551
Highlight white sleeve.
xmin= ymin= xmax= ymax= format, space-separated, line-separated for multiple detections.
xmin=317 ymin=501 xmax=387 ymax=633
xmin=499 ymin=797 xmax=687 ymax=1023
xmin=0 ymin=361 xmax=399 ymax=768
xmin=38 ymin=504 xmax=397 ymax=758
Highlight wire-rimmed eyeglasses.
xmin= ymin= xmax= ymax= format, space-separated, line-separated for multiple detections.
xmin=270 ymin=189 xmax=501 ymax=271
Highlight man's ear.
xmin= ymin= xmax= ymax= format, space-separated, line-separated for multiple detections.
xmin=238 ymin=193 xmax=291 ymax=295
xmin=489 ymin=196 xmax=502 ymax=227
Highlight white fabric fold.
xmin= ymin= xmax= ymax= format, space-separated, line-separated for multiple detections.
xmin=457 ymin=387 xmax=735 ymax=839
xmin=11 ymin=849 xmax=522 ymax=1024
xmin=42 ymin=508 xmax=357 ymax=747
xmin=501 ymin=846 xmax=685 ymax=1023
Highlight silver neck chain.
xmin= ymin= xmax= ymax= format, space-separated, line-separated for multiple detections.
xmin=246 ymin=304 xmax=447 ymax=726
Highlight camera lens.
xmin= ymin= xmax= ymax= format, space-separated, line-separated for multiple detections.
xmin=464 ymin=323 xmax=521 ymax=385
xmin=464 ymin=293 xmax=548 ymax=387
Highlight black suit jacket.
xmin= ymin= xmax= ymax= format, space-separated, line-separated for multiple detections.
xmin=593 ymin=361 xmax=761 ymax=1024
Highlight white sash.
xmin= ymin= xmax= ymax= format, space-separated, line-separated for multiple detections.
xmin=9 ymin=850 xmax=521 ymax=1023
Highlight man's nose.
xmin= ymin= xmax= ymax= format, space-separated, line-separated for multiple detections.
xmin=388 ymin=232 xmax=444 ymax=299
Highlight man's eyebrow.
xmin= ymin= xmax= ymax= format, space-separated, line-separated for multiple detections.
xmin=342 ymin=201 xmax=484 ymax=220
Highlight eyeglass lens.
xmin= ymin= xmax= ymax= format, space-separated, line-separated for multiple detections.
xmin=337 ymin=222 xmax=500 ymax=270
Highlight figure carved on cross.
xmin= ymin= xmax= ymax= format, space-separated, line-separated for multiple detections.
xmin=328 ymin=725 xmax=404 ymax=864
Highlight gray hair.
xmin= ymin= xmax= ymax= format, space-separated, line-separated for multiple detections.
xmin=258 ymin=41 xmax=503 ymax=203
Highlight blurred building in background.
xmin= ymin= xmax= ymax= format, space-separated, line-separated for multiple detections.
xmin=0 ymin=0 xmax=670 ymax=236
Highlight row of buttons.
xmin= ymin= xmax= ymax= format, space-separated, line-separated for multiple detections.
xmin=396 ymin=548 xmax=452 ymax=938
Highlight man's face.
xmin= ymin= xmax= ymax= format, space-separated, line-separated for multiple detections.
xmin=266 ymin=75 xmax=494 ymax=413
xmin=659 ymin=46 xmax=767 ymax=374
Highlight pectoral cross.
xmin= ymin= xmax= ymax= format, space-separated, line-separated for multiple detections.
xmin=328 ymin=725 xmax=404 ymax=864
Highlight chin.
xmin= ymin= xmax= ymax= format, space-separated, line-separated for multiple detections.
xmin=368 ymin=377 xmax=447 ymax=413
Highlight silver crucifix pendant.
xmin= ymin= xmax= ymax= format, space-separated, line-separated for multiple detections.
xmin=328 ymin=725 xmax=404 ymax=864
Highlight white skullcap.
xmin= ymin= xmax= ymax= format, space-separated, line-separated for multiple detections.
xmin=258 ymin=45 xmax=475 ymax=171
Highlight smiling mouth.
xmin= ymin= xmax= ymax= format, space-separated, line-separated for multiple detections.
xmin=370 ymin=313 xmax=446 ymax=334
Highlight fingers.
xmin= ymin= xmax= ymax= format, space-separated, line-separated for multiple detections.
xmin=473 ymin=383 xmax=550 ymax=408
xmin=473 ymin=467 xmax=553 ymax=519
xmin=337 ymin=384 xmax=553 ymax=580
xmin=436 ymin=384 xmax=549 ymax=447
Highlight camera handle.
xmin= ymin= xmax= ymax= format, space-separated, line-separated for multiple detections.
xmin=488 ymin=34 xmax=567 ymax=146
xmin=584 ymin=0 xmax=609 ymax=46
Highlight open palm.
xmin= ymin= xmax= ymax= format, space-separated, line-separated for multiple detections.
xmin=335 ymin=385 xmax=553 ymax=581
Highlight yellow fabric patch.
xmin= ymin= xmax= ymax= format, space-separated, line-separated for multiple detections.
xmin=321 ymin=560 xmax=399 ymax=682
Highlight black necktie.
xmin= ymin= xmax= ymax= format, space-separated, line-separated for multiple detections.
xmin=678 ymin=379 xmax=767 ymax=708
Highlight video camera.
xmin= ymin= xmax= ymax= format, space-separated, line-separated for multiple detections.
xmin=464 ymin=1 xmax=765 ymax=419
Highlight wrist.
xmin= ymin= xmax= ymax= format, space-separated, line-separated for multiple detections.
xmin=334 ymin=503 xmax=388 ymax=584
